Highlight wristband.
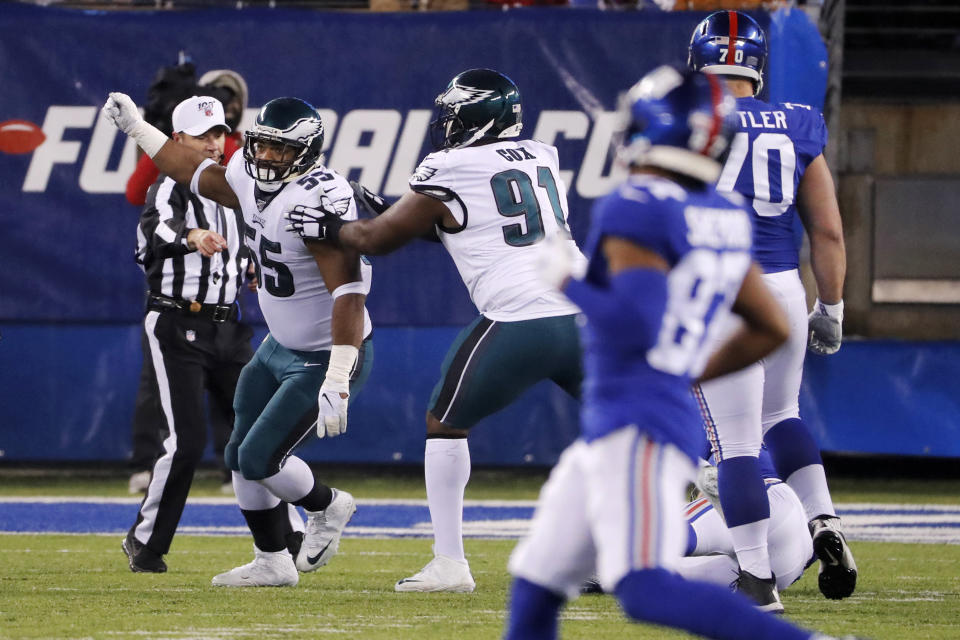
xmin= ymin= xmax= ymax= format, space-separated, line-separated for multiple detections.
xmin=322 ymin=344 xmax=359 ymax=392
xmin=130 ymin=120 xmax=169 ymax=159
xmin=190 ymin=158 xmax=217 ymax=195
xmin=331 ymin=281 xmax=367 ymax=299
xmin=814 ymin=298 xmax=844 ymax=321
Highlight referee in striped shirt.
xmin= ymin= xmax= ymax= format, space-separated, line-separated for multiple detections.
xmin=124 ymin=95 xmax=254 ymax=573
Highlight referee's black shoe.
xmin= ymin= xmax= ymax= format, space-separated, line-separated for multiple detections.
xmin=122 ymin=532 xmax=167 ymax=573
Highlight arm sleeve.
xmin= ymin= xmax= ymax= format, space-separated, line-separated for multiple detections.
xmin=142 ymin=181 xmax=194 ymax=259
xmin=563 ymin=266 xmax=668 ymax=351
xmin=125 ymin=154 xmax=160 ymax=207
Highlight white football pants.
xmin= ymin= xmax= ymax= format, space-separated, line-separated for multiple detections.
xmin=699 ymin=269 xmax=808 ymax=460
xmin=509 ymin=427 xmax=695 ymax=600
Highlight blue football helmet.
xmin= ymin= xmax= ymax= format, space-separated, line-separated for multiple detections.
xmin=688 ymin=10 xmax=767 ymax=95
xmin=613 ymin=65 xmax=736 ymax=183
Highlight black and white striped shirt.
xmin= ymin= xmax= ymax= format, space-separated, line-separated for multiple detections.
xmin=136 ymin=176 xmax=248 ymax=305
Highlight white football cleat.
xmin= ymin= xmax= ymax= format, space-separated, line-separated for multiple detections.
xmin=295 ymin=489 xmax=356 ymax=573
xmin=212 ymin=546 xmax=298 ymax=587
xmin=395 ymin=554 xmax=476 ymax=593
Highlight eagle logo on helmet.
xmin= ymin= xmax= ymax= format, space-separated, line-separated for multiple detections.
xmin=288 ymin=117 xmax=324 ymax=146
xmin=255 ymin=117 xmax=324 ymax=147
xmin=438 ymin=85 xmax=496 ymax=112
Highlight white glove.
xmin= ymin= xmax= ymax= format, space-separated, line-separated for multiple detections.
xmin=101 ymin=92 xmax=168 ymax=158
xmin=808 ymin=298 xmax=843 ymax=355
xmin=694 ymin=463 xmax=723 ymax=521
xmin=315 ymin=344 xmax=358 ymax=438
xmin=536 ymin=232 xmax=586 ymax=290
xmin=316 ymin=382 xmax=349 ymax=438
xmin=101 ymin=92 xmax=142 ymax=135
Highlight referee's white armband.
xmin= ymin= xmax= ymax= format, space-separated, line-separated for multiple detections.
xmin=331 ymin=281 xmax=367 ymax=300
xmin=190 ymin=158 xmax=217 ymax=196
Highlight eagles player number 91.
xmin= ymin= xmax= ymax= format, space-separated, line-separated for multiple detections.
xmin=491 ymin=167 xmax=568 ymax=247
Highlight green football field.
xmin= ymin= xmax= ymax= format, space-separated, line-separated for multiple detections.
xmin=1 ymin=469 xmax=958 ymax=640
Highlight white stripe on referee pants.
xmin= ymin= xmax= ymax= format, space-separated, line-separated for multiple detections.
xmin=133 ymin=310 xmax=180 ymax=543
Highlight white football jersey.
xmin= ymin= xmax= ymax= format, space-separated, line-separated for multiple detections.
xmin=409 ymin=140 xmax=583 ymax=322
xmin=225 ymin=154 xmax=372 ymax=352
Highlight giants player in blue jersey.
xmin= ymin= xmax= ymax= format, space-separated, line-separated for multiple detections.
xmin=689 ymin=11 xmax=856 ymax=604
xmin=504 ymin=67 xmax=865 ymax=640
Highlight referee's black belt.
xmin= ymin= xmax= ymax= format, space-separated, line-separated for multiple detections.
xmin=147 ymin=294 xmax=237 ymax=323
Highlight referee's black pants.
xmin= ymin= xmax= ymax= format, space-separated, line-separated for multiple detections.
xmin=130 ymin=308 xmax=254 ymax=556
xmin=130 ymin=330 xmax=237 ymax=475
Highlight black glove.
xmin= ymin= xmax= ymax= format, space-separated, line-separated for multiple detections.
xmin=284 ymin=202 xmax=343 ymax=245
xmin=350 ymin=180 xmax=390 ymax=216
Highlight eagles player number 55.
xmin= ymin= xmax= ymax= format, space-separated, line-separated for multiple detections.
xmin=102 ymin=91 xmax=372 ymax=586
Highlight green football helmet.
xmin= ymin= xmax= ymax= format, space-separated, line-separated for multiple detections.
xmin=243 ymin=97 xmax=324 ymax=183
xmin=429 ymin=69 xmax=523 ymax=150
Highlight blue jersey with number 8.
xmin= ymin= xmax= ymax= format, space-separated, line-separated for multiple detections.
xmin=717 ymin=97 xmax=827 ymax=273
xmin=578 ymin=175 xmax=753 ymax=460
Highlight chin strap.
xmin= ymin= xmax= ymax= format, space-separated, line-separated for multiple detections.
xmin=454 ymin=119 xmax=496 ymax=149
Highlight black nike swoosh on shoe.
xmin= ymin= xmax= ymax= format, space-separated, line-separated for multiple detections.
xmin=306 ymin=539 xmax=334 ymax=565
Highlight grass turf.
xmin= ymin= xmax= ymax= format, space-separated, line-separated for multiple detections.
xmin=1 ymin=470 xmax=958 ymax=639
xmin=0 ymin=535 xmax=958 ymax=639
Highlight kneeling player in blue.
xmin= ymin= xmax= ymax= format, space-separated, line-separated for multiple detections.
xmin=503 ymin=67 xmax=866 ymax=640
